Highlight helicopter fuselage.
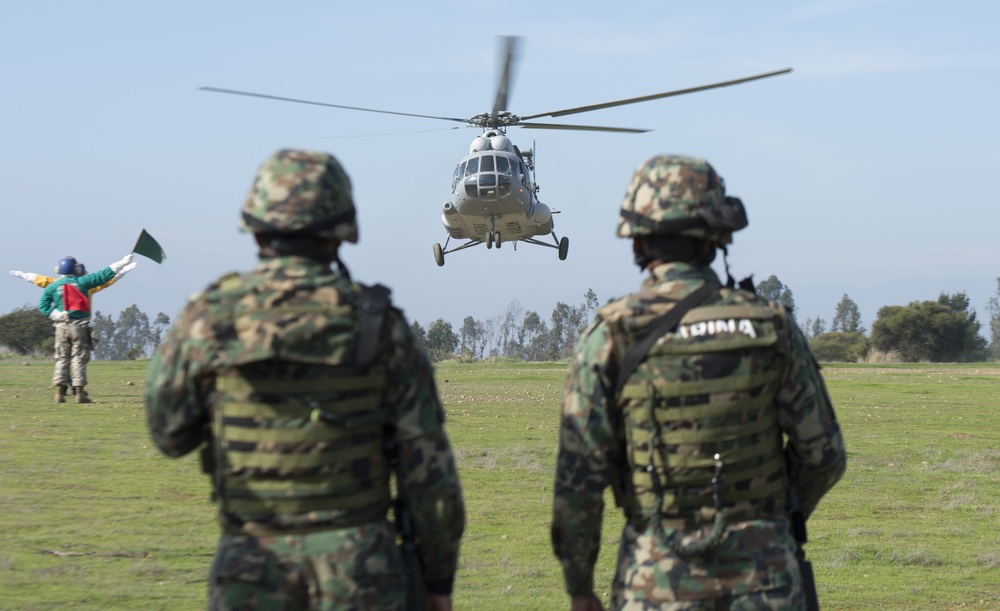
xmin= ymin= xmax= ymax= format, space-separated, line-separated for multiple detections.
xmin=440 ymin=131 xmax=553 ymax=243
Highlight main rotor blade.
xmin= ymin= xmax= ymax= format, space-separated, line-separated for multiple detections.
xmin=197 ymin=87 xmax=470 ymax=124
xmin=518 ymin=121 xmax=649 ymax=134
xmin=319 ymin=125 xmax=470 ymax=139
xmin=520 ymin=68 xmax=792 ymax=120
xmin=491 ymin=36 xmax=521 ymax=120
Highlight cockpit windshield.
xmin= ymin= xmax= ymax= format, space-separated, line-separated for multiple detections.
xmin=461 ymin=154 xmax=514 ymax=200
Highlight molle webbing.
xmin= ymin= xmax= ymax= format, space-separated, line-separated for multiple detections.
xmin=624 ymin=366 xmax=786 ymax=517
xmin=214 ymin=369 xmax=390 ymax=518
xmin=620 ymin=369 xmax=780 ymax=401
xmin=230 ymin=303 xmax=354 ymax=318
xmin=215 ymin=373 xmax=387 ymax=396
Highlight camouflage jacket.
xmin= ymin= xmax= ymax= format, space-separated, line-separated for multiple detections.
xmin=551 ymin=262 xmax=846 ymax=598
xmin=145 ymin=256 xmax=465 ymax=593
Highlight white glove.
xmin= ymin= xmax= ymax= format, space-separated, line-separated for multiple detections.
xmin=113 ymin=261 xmax=138 ymax=281
xmin=10 ymin=270 xmax=38 ymax=283
xmin=49 ymin=310 xmax=70 ymax=323
xmin=109 ymin=253 xmax=134 ymax=274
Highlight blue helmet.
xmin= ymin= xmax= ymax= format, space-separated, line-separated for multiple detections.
xmin=57 ymin=256 xmax=82 ymax=276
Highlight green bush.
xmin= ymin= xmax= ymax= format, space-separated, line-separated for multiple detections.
xmin=0 ymin=306 xmax=52 ymax=356
xmin=811 ymin=332 xmax=870 ymax=362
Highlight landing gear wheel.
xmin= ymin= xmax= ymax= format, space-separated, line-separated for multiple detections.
xmin=495 ymin=232 xmax=502 ymax=249
xmin=433 ymin=243 xmax=445 ymax=267
xmin=558 ymin=236 xmax=569 ymax=261
xmin=486 ymin=232 xmax=494 ymax=249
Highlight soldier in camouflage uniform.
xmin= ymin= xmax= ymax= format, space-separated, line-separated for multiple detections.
xmin=551 ymin=155 xmax=846 ymax=610
xmin=146 ymin=149 xmax=465 ymax=611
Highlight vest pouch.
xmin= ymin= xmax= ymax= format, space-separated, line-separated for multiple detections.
xmin=212 ymin=367 xmax=392 ymax=523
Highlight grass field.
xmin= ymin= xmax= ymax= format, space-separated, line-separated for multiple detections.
xmin=1 ymin=358 xmax=999 ymax=610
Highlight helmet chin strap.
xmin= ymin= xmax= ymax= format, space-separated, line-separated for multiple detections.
xmin=334 ymin=258 xmax=351 ymax=280
xmin=722 ymin=245 xmax=735 ymax=287
xmin=721 ymin=245 xmax=757 ymax=292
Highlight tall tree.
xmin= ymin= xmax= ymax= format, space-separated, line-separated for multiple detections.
xmin=518 ymin=310 xmax=542 ymax=360
xmin=459 ymin=315 xmax=483 ymax=358
xmin=756 ymin=275 xmax=796 ymax=316
xmin=548 ymin=302 xmax=572 ymax=360
xmin=90 ymin=312 xmax=115 ymax=358
xmin=409 ymin=320 xmax=427 ymax=353
xmin=756 ymin=275 xmax=784 ymax=301
xmin=937 ymin=292 xmax=988 ymax=360
xmin=152 ymin=312 xmax=170 ymax=346
xmin=831 ymin=294 xmax=865 ymax=334
xmin=498 ymin=300 xmax=524 ymax=358
xmin=426 ymin=318 xmax=458 ymax=362
xmin=986 ymin=277 xmax=1000 ymax=361
xmin=564 ymin=303 xmax=585 ymax=357
xmin=802 ymin=317 xmax=827 ymax=338
xmin=480 ymin=316 xmax=497 ymax=359
xmin=579 ymin=288 xmax=600 ymax=332
xmin=518 ymin=310 xmax=551 ymax=361
xmin=779 ymin=287 xmax=796 ymax=317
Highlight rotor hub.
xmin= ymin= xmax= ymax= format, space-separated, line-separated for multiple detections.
xmin=469 ymin=111 xmax=521 ymax=130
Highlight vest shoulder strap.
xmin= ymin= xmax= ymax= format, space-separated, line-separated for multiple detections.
xmin=614 ymin=282 xmax=720 ymax=395
xmin=355 ymin=283 xmax=392 ymax=369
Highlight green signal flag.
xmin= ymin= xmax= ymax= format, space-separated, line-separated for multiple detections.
xmin=132 ymin=229 xmax=167 ymax=264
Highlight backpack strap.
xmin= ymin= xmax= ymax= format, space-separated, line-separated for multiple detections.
xmin=614 ymin=282 xmax=720 ymax=395
xmin=355 ymin=283 xmax=392 ymax=369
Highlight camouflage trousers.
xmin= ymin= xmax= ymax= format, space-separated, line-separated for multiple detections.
xmin=609 ymin=523 xmax=804 ymax=610
xmin=209 ymin=520 xmax=407 ymax=611
xmin=52 ymin=320 xmax=92 ymax=387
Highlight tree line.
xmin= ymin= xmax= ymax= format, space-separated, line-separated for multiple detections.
xmin=409 ymin=289 xmax=600 ymax=362
xmin=409 ymin=276 xmax=998 ymax=364
xmin=2 ymin=277 xmax=999 ymax=363
xmin=0 ymin=305 xmax=170 ymax=360
xmin=764 ymin=275 xmax=999 ymax=363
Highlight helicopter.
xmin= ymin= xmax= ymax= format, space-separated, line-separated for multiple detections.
xmin=198 ymin=37 xmax=790 ymax=267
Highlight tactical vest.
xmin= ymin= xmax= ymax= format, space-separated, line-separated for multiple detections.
xmin=608 ymin=288 xmax=790 ymax=530
xmin=203 ymin=272 xmax=393 ymax=527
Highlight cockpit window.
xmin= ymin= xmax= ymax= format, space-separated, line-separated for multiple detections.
xmin=452 ymin=162 xmax=466 ymax=192
xmin=460 ymin=153 xmax=516 ymax=199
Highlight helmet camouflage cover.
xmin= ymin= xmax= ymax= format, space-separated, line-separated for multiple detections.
xmin=616 ymin=155 xmax=746 ymax=244
xmin=240 ymin=149 xmax=358 ymax=243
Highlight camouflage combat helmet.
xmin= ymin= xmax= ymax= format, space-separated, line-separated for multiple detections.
xmin=240 ymin=149 xmax=358 ymax=243
xmin=616 ymin=155 xmax=747 ymax=244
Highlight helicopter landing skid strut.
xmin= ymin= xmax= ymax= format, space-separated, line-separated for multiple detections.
xmin=433 ymin=236 xmax=485 ymax=266
xmin=520 ymin=232 xmax=569 ymax=260
xmin=433 ymin=231 xmax=567 ymax=267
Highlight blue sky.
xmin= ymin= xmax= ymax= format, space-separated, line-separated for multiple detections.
xmin=2 ymin=1 xmax=998 ymax=335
